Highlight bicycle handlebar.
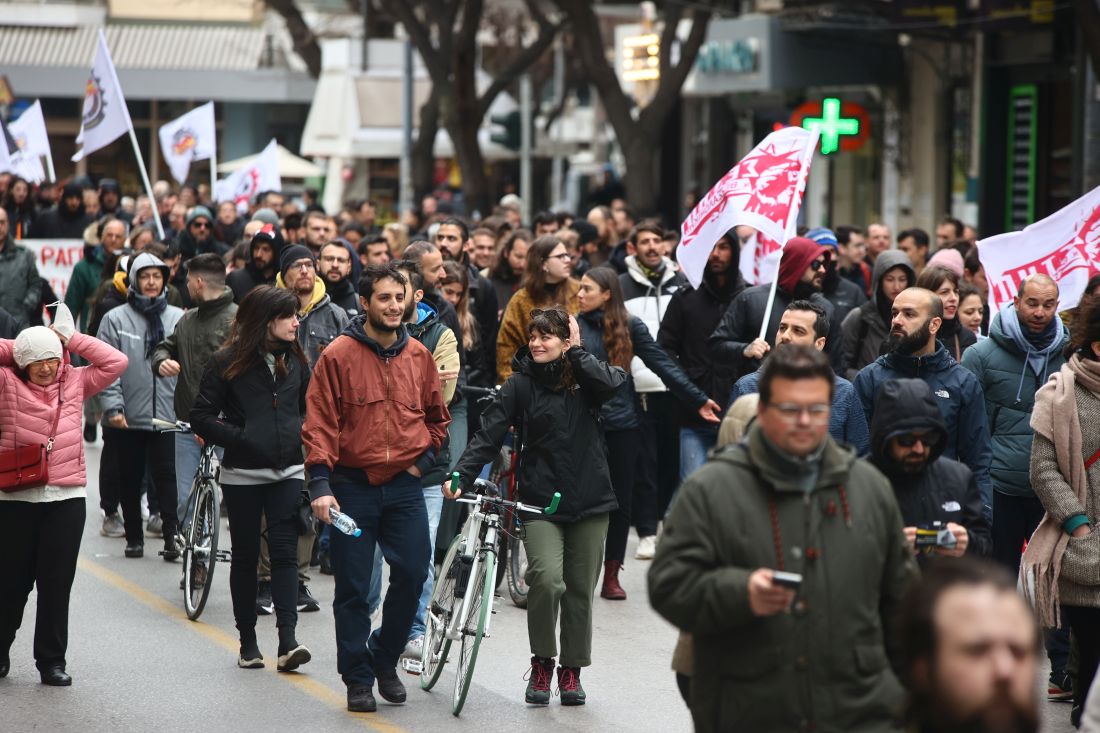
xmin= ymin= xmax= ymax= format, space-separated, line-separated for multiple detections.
xmin=453 ymin=475 xmax=560 ymax=516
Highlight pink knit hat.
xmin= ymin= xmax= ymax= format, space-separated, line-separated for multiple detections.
xmin=927 ymin=248 xmax=964 ymax=277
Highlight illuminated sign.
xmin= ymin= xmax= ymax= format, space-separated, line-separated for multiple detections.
xmin=621 ymin=33 xmax=660 ymax=82
xmin=789 ymin=98 xmax=871 ymax=154
xmin=695 ymin=38 xmax=759 ymax=74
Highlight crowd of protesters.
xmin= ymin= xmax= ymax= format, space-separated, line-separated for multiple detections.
xmin=4 ymin=168 xmax=1100 ymax=731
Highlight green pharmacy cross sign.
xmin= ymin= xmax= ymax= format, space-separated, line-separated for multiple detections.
xmin=800 ymin=97 xmax=860 ymax=155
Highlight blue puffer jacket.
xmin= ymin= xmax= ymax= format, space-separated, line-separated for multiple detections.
xmin=577 ymin=309 xmax=708 ymax=431
xmin=854 ymin=343 xmax=993 ymax=515
xmin=960 ymin=307 xmax=1067 ymax=498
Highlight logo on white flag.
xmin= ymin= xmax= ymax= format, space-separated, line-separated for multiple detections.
xmin=81 ymin=74 xmax=108 ymax=131
xmin=72 ymin=30 xmax=134 ymax=162
xmin=214 ymin=138 xmax=280 ymax=214
xmin=172 ymin=128 xmax=198 ymax=157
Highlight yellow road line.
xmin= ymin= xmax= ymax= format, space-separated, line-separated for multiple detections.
xmin=77 ymin=556 xmax=407 ymax=733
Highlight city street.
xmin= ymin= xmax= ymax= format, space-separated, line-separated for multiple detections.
xmin=4 ymin=443 xmax=691 ymax=732
xmin=1 ymin=443 xmax=1083 ymax=733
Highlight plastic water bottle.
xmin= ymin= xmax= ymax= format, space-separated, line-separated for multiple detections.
xmin=329 ymin=508 xmax=362 ymax=537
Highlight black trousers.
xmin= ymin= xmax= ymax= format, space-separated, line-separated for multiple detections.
xmin=604 ymin=428 xmax=640 ymax=564
xmin=1063 ymin=606 xmax=1100 ymax=710
xmin=991 ymin=491 xmax=1046 ymax=572
xmin=109 ymin=428 xmax=177 ymax=545
xmin=98 ymin=425 xmax=122 ymax=516
xmin=0 ymin=497 xmax=86 ymax=671
xmin=633 ymin=392 xmax=680 ymax=537
xmin=223 ymin=479 xmax=301 ymax=645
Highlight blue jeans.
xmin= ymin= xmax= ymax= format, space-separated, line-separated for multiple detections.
xmin=679 ymin=426 xmax=717 ymax=483
xmin=367 ymin=482 xmax=444 ymax=635
xmin=330 ymin=470 xmax=430 ymax=686
xmin=175 ymin=433 xmax=223 ymax=527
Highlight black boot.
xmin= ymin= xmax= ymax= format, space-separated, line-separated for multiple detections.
xmin=40 ymin=665 xmax=72 ymax=686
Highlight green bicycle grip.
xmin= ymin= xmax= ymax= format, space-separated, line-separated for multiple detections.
xmin=450 ymin=472 xmax=460 ymax=493
xmin=544 ymin=492 xmax=562 ymax=515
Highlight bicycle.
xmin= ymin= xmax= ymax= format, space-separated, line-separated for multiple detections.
xmin=418 ymin=477 xmax=560 ymax=716
xmin=152 ymin=418 xmax=230 ymax=620
xmin=461 ymin=384 xmax=530 ymax=608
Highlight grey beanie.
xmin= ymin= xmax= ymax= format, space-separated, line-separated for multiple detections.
xmin=251 ymin=208 xmax=280 ymax=225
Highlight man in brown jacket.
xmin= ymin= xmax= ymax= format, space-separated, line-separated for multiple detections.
xmin=304 ymin=263 xmax=450 ymax=714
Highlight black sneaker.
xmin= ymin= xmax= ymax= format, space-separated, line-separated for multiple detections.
xmin=297 ymin=582 xmax=320 ymax=613
xmin=319 ymin=550 xmax=333 ymax=575
xmin=1049 ymin=671 xmax=1074 ymax=701
xmin=124 ymin=544 xmax=143 ymax=558
xmin=238 ymin=640 xmax=264 ymax=669
xmin=347 ymin=684 xmax=377 ymax=712
xmin=376 ymin=667 xmax=406 ymax=704
xmin=83 ymin=422 xmax=96 ymax=443
xmin=277 ymin=644 xmax=311 ymax=673
xmin=161 ymin=533 xmax=180 ymax=562
xmin=256 ymin=580 xmax=274 ymax=616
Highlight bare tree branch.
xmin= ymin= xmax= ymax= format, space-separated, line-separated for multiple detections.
xmin=264 ymin=0 xmax=322 ymax=78
xmin=641 ymin=8 xmax=711 ymax=134
xmin=376 ymin=0 xmax=450 ymax=82
xmin=477 ymin=15 xmax=561 ymax=118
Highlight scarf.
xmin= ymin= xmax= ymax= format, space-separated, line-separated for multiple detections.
xmin=127 ymin=290 xmax=168 ymax=359
xmin=1020 ymin=354 xmax=1100 ymax=626
xmin=638 ymin=259 xmax=666 ymax=283
xmin=1000 ymin=303 xmax=1064 ymax=377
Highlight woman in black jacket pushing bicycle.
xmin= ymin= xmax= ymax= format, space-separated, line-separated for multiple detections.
xmin=575 ymin=267 xmax=720 ymax=601
xmin=446 ymin=307 xmax=626 ymax=707
xmin=191 ymin=286 xmax=312 ymax=673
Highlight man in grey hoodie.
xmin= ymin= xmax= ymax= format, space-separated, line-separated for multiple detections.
xmin=839 ymin=250 xmax=915 ymax=381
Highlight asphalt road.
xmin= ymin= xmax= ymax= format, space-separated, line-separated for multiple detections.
xmin=2 ymin=441 xmax=1081 ymax=732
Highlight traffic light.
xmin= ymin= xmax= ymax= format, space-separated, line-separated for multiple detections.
xmin=490 ymin=110 xmax=521 ymax=151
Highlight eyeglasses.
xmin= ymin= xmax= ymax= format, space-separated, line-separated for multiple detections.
xmin=190 ymin=221 xmax=211 ymax=230
xmin=291 ymin=260 xmax=315 ymax=271
xmin=548 ymin=253 xmax=573 ymax=262
xmin=768 ymin=403 xmax=830 ymax=424
xmin=895 ymin=432 xmax=941 ymax=448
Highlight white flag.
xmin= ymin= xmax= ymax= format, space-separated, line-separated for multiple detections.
xmin=678 ymin=127 xmax=819 ymax=289
xmin=8 ymin=101 xmax=52 ymax=184
xmin=214 ymin=139 xmax=281 ymax=214
xmin=158 ymin=102 xmax=216 ymax=185
xmin=72 ymin=30 xmax=133 ymax=162
xmin=738 ymin=230 xmax=784 ymax=286
xmin=978 ymin=185 xmax=1100 ymax=315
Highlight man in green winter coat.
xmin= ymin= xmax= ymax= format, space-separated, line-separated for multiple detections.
xmin=649 ymin=344 xmax=917 ymax=733
xmin=0 ymin=208 xmax=42 ymax=327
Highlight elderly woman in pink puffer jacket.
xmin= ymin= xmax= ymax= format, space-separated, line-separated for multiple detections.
xmin=0 ymin=325 xmax=126 ymax=687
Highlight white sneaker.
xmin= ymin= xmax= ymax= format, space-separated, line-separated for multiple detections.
xmin=635 ymin=535 xmax=657 ymax=560
xmin=401 ymin=635 xmax=424 ymax=659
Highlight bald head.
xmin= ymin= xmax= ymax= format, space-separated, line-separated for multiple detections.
xmin=888 ymin=287 xmax=944 ymax=356
xmin=1014 ymin=274 xmax=1059 ymax=334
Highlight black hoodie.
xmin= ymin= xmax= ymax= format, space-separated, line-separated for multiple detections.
xmin=869 ymin=378 xmax=991 ymax=561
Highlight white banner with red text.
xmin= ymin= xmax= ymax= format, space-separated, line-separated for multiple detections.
xmin=18 ymin=239 xmax=85 ymax=302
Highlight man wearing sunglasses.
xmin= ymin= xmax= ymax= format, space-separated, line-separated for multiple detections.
xmin=869 ymin=378 xmax=990 ymax=565
xmin=178 ymin=205 xmax=229 ymax=260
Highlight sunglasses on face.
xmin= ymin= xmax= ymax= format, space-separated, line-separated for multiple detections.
xmin=191 ymin=221 xmax=211 ymax=230
xmin=809 ymin=258 xmax=827 ymax=271
xmin=895 ymin=432 xmax=941 ymax=448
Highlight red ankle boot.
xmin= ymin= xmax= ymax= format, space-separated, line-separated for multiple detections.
xmin=600 ymin=560 xmax=627 ymax=600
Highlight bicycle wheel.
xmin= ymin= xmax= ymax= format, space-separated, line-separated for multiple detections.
xmin=507 ymin=535 xmax=529 ymax=608
xmin=421 ymin=533 xmax=465 ymax=690
xmin=183 ymin=480 xmax=219 ymax=620
xmin=452 ymin=551 xmax=494 ymax=716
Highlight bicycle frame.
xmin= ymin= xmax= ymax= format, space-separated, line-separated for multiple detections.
xmin=446 ymin=499 xmax=502 ymax=643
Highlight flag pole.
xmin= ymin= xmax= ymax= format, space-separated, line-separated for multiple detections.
xmin=209 ymin=156 xmax=217 ymax=206
xmin=756 ymin=128 xmax=821 ymax=342
xmin=128 ymin=126 xmax=165 ymax=239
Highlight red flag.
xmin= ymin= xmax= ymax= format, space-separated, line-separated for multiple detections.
xmin=678 ymin=127 xmax=819 ymax=288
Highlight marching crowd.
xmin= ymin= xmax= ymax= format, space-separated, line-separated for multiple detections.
xmin=2 ymin=169 xmax=1100 ymax=731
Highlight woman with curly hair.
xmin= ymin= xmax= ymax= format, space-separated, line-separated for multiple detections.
xmin=574 ymin=267 xmax=719 ymax=601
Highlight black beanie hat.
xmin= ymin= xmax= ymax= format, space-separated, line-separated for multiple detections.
xmin=251 ymin=223 xmax=285 ymax=259
xmin=279 ymin=244 xmax=315 ymax=281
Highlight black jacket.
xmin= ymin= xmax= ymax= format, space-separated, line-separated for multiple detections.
xmin=452 ymin=346 xmax=626 ymax=522
xmin=0 ymin=306 xmax=17 ymax=339
xmin=33 ymin=204 xmax=91 ymax=239
xmin=708 ymin=284 xmax=842 ymax=378
xmin=822 ymin=273 xmax=867 ymax=334
xmin=325 ymin=277 xmax=361 ymax=319
xmin=466 ymin=263 xmax=499 ymax=388
xmin=178 ymin=230 xmax=229 ymax=261
xmin=227 ymin=265 xmax=276 ymax=304
xmin=658 ymin=269 xmax=743 ymax=424
xmin=190 ymin=347 xmax=311 ymax=471
xmin=869 ymin=378 xmax=992 ymax=561
xmin=577 ymin=309 xmax=708 ymax=431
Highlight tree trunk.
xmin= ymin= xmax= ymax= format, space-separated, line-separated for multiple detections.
xmin=412 ymin=89 xmax=441 ymax=201
xmin=447 ymin=120 xmax=491 ymax=217
xmin=264 ymin=0 xmax=322 ymax=78
xmin=622 ymin=135 xmax=660 ymax=216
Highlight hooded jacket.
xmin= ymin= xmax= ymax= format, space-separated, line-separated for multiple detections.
xmin=658 ymin=266 xmax=743 ymax=425
xmin=452 ymin=345 xmax=625 ymax=522
xmin=708 ymin=238 xmax=843 ymax=378
xmin=177 ymin=207 xmax=229 ymax=260
xmin=189 ymin=341 xmax=310 ymax=471
xmin=577 ymin=308 xmax=708 ymax=431
xmin=152 ymin=286 xmax=238 ymax=420
xmin=33 ymin=192 xmax=91 ymax=239
xmin=0 ymin=235 xmax=40 ymax=327
xmin=961 ymin=305 xmax=1068 ymax=497
xmin=869 ymin=378 xmax=992 ymax=561
xmin=96 ymin=253 xmax=184 ymax=430
xmin=65 ymin=243 xmax=108 ymax=332
xmin=465 ymin=261 xmax=500 ymax=388
xmin=276 ymin=273 xmax=350 ymax=368
xmin=325 ymin=276 xmax=360 ymax=319
xmin=227 ymin=228 xmax=284 ymax=303
xmin=854 ymin=342 xmax=993 ymax=515
xmin=406 ymin=299 xmax=459 ymax=405
xmin=619 ymin=255 xmax=686 ymax=393
xmin=648 ymin=424 xmax=916 ymax=733
xmin=304 ymin=317 xmax=450 ymax=492
xmin=839 ymin=251 xmax=915 ymax=381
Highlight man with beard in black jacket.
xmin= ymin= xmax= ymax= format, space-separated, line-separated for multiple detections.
xmin=657 ymin=231 xmax=742 ymax=480
xmin=34 ymin=181 xmax=92 ymax=239
xmin=708 ymin=236 xmax=842 ymax=378
xmin=177 ymin=205 xmax=229 ymax=260
xmin=869 ymin=377 xmax=991 ymax=565
xmin=318 ymin=240 xmax=360 ymax=318
xmin=227 ymin=225 xmax=283 ymax=303
xmin=434 ymin=218 xmax=497 ymax=388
